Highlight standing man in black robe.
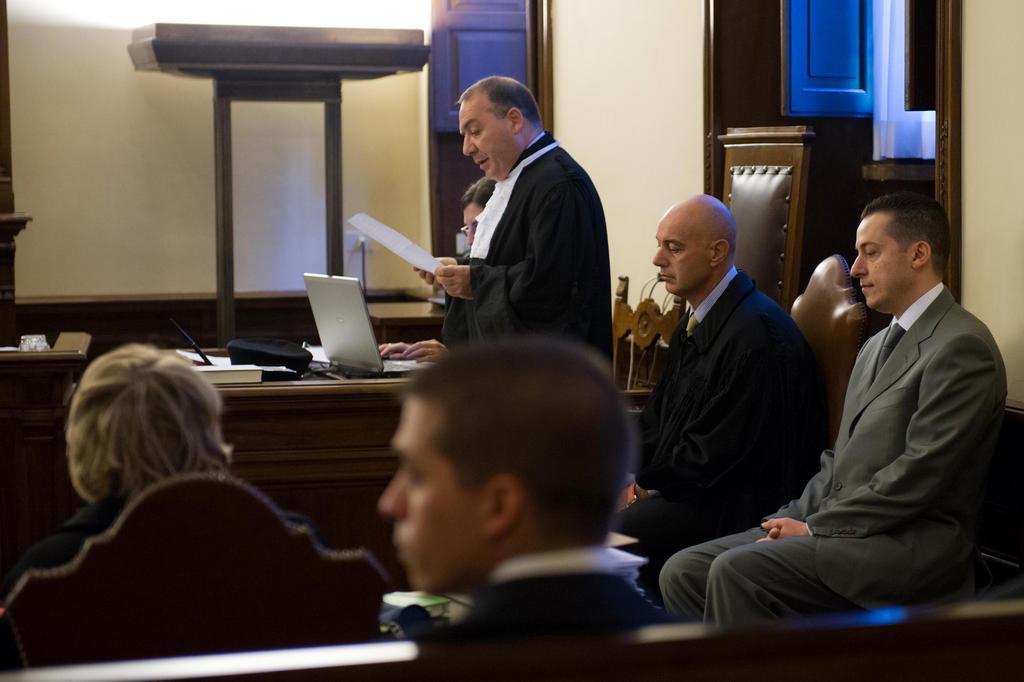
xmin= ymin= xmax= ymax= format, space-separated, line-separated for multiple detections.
xmin=415 ymin=76 xmax=612 ymax=357
xmin=617 ymin=195 xmax=825 ymax=601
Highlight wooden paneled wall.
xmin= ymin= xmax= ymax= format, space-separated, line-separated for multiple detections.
xmin=704 ymin=0 xmax=937 ymax=306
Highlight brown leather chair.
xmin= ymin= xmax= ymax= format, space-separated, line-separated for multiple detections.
xmin=6 ymin=474 xmax=387 ymax=667
xmin=612 ymin=275 xmax=681 ymax=391
xmin=790 ymin=255 xmax=867 ymax=446
xmin=720 ymin=126 xmax=814 ymax=311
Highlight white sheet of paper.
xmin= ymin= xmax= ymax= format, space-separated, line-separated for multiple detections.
xmin=302 ymin=344 xmax=330 ymax=364
xmin=603 ymin=547 xmax=648 ymax=568
xmin=176 ymin=350 xmax=233 ymax=366
xmin=347 ymin=213 xmax=443 ymax=273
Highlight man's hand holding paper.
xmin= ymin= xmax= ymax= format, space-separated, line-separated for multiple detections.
xmin=413 ymin=256 xmax=456 ymax=287
xmin=435 ymin=264 xmax=473 ymax=299
xmin=410 ymin=257 xmax=472 ymax=299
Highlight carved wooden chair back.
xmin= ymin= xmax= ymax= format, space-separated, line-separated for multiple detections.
xmin=720 ymin=125 xmax=814 ymax=311
xmin=612 ymin=275 xmax=682 ymax=391
xmin=790 ymin=255 xmax=867 ymax=446
xmin=6 ymin=473 xmax=387 ymax=667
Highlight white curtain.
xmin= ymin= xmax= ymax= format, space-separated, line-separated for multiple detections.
xmin=873 ymin=0 xmax=935 ymax=160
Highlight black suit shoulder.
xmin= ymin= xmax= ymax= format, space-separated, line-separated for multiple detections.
xmin=714 ymin=281 xmax=807 ymax=349
xmin=526 ymin=146 xmax=591 ymax=182
xmin=512 ymin=146 xmax=601 ymax=208
xmin=419 ymin=573 xmax=674 ymax=642
xmin=1 ymin=497 xmax=124 ymax=600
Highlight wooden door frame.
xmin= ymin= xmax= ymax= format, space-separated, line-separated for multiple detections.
xmin=702 ymin=0 xmax=963 ymax=299
xmin=935 ymin=0 xmax=961 ymax=300
xmin=527 ymin=0 xmax=555 ymax=131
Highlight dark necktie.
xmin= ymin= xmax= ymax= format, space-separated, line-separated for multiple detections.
xmin=874 ymin=324 xmax=906 ymax=380
xmin=685 ymin=313 xmax=698 ymax=337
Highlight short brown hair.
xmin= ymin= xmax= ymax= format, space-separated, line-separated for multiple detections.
xmin=405 ymin=338 xmax=635 ymax=543
xmin=460 ymin=177 xmax=496 ymax=210
xmin=66 ymin=344 xmax=231 ymax=503
xmin=458 ymin=76 xmax=543 ymax=127
xmin=861 ymin=192 xmax=950 ymax=275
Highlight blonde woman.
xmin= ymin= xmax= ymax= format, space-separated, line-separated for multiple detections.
xmin=1 ymin=344 xmax=231 ymax=598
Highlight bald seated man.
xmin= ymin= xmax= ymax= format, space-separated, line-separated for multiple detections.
xmin=617 ymin=195 xmax=825 ymax=601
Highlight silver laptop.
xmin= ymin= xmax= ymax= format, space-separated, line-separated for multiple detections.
xmin=303 ymin=273 xmax=420 ymax=376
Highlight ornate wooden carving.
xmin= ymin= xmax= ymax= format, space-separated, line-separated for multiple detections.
xmin=612 ymin=275 xmax=681 ymax=391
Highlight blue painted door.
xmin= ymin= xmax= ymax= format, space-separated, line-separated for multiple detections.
xmin=785 ymin=0 xmax=873 ymax=117
xmin=431 ymin=0 xmax=528 ymax=132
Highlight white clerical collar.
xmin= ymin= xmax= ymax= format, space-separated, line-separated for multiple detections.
xmin=469 ymin=134 xmax=559 ymax=260
xmin=690 ymin=266 xmax=738 ymax=323
xmin=893 ymin=281 xmax=945 ymax=331
xmin=488 ymin=546 xmax=615 ymax=585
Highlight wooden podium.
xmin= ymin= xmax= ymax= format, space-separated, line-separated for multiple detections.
xmin=127 ymin=24 xmax=430 ymax=346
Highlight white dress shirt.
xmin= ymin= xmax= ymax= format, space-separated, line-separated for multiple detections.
xmin=892 ymin=281 xmax=945 ymax=332
xmin=690 ymin=266 xmax=739 ymax=323
xmin=488 ymin=546 xmax=617 ymax=585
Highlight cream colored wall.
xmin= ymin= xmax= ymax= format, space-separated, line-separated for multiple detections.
xmin=8 ymin=3 xmax=430 ymax=296
xmin=15 ymin=1 xmax=1017 ymax=403
xmin=962 ymin=1 xmax=1024 ymax=406
xmin=552 ymin=0 xmax=704 ymax=301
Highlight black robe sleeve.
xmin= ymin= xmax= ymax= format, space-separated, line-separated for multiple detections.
xmin=469 ymin=180 xmax=594 ymax=338
xmin=638 ymin=345 xmax=785 ymax=502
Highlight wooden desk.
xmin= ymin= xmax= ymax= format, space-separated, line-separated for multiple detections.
xmin=219 ymin=377 xmax=407 ymax=587
xmin=0 ymin=332 xmax=90 ymax=578
xmin=368 ymin=302 xmax=445 ymax=344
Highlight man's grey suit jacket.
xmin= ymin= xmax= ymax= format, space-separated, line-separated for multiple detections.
xmin=771 ymin=288 xmax=1006 ymax=607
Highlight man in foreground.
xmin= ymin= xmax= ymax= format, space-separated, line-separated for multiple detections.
xmin=618 ymin=195 xmax=824 ymax=599
xmin=415 ymin=76 xmax=612 ymax=357
xmin=378 ymin=338 xmax=671 ymax=639
xmin=659 ymin=192 xmax=1007 ymax=626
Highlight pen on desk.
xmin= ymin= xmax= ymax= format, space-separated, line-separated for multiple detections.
xmin=170 ymin=318 xmax=213 ymax=366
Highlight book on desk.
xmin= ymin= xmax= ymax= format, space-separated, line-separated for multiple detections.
xmin=192 ymin=364 xmax=265 ymax=385
xmin=178 ymin=351 xmax=299 ymax=385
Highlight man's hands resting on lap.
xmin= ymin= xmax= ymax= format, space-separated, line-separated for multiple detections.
xmin=757 ymin=517 xmax=811 ymax=542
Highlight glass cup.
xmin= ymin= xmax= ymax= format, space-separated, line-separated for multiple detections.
xmin=18 ymin=334 xmax=50 ymax=352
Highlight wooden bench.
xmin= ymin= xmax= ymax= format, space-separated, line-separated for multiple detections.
xmin=6 ymin=598 xmax=1024 ymax=681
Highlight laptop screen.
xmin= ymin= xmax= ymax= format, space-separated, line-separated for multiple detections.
xmin=303 ymin=273 xmax=383 ymax=374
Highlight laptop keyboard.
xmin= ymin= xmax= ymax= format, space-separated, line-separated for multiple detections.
xmin=382 ymin=360 xmax=421 ymax=373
